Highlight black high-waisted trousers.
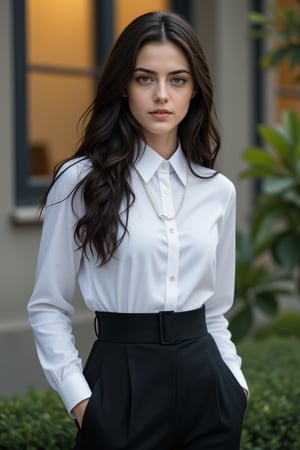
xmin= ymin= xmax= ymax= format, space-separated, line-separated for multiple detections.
xmin=72 ymin=309 xmax=247 ymax=450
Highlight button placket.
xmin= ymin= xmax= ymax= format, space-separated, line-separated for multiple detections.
xmin=158 ymin=166 xmax=179 ymax=311
xmin=165 ymin=218 xmax=179 ymax=310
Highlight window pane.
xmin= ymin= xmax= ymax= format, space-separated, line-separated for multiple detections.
xmin=27 ymin=0 xmax=95 ymax=69
xmin=114 ymin=0 xmax=170 ymax=37
xmin=28 ymin=73 xmax=94 ymax=177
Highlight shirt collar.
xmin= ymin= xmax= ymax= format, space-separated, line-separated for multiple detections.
xmin=134 ymin=141 xmax=187 ymax=186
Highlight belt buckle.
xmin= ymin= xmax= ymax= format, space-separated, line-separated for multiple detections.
xmin=159 ymin=310 xmax=174 ymax=344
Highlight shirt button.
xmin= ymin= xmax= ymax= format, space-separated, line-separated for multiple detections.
xmin=169 ymin=228 xmax=175 ymax=233
xmin=161 ymin=161 xmax=169 ymax=170
xmin=164 ymin=188 xmax=169 ymax=195
xmin=169 ymin=276 xmax=175 ymax=281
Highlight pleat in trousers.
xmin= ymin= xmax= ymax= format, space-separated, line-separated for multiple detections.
xmin=72 ymin=332 xmax=246 ymax=449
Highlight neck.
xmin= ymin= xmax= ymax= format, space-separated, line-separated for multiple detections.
xmin=144 ymin=134 xmax=178 ymax=159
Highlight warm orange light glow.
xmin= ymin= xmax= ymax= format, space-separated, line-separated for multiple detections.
xmin=27 ymin=0 xmax=94 ymax=68
xmin=114 ymin=0 xmax=170 ymax=38
xmin=27 ymin=0 xmax=95 ymax=176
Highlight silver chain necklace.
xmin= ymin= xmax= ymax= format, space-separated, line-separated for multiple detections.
xmin=133 ymin=165 xmax=189 ymax=221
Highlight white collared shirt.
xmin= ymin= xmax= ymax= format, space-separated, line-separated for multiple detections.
xmin=28 ymin=142 xmax=248 ymax=414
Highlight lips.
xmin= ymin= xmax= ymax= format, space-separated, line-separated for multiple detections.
xmin=149 ymin=109 xmax=172 ymax=120
xmin=150 ymin=109 xmax=172 ymax=114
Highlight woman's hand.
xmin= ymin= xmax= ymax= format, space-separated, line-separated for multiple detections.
xmin=243 ymin=388 xmax=249 ymax=399
xmin=72 ymin=398 xmax=90 ymax=428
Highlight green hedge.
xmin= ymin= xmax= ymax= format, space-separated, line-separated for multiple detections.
xmin=0 ymin=337 xmax=299 ymax=449
xmin=0 ymin=389 xmax=75 ymax=449
xmin=254 ymin=311 xmax=300 ymax=340
xmin=239 ymin=337 xmax=300 ymax=450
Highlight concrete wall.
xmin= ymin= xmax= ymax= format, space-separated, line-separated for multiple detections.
xmin=0 ymin=0 xmax=254 ymax=398
xmin=192 ymin=0 xmax=252 ymax=231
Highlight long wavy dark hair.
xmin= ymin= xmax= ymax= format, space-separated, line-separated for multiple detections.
xmin=43 ymin=11 xmax=220 ymax=265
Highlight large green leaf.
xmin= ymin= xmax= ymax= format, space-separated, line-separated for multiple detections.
xmin=242 ymin=148 xmax=278 ymax=168
xmin=252 ymin=210 xmax=281 ymax=252
xmin=255 ymin=292 xmax=279 ymax=316
xmin=258 ymin=125 xmax=291 ymax=161
xmin=273 ymin=231 xmax=300 ymax=269
xmin=236 ymin=230 xmax=253 ymax=265
xmin=240 ymin=167 xmax=281 ymax=178
xmin=263 ymin=177 xmax=296 ymax=195
xmin=229 ymin=306 xmax=253 ymax=342
xmin=281 ymin=109 xmax=300 ymax=149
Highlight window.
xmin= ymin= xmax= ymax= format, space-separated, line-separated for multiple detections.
xmin=13 ymin=0 xmax=113 ymax=207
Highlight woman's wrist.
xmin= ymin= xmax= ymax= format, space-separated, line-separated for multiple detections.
xmin=72 ymin=398 xmax=90 ymax=427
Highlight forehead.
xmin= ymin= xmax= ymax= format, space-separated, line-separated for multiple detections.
xmin=135 ymin=42 xmax=190 ymax=71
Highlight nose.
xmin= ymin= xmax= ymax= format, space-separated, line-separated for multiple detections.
xmin=154 ymin=81 xmax=168 ymax=103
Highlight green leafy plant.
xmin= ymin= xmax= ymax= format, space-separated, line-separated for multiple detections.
xmin=249 ymin=1 xmax=300 ymax=80
xmin=230 ymin=230 xmax=291 ymax=341
xmin=231 ymin=2 xmax=300 ymax=341
xmin=232 ymin=109 xmax=300 ymax=341
xmin=241 ymin=108 xmax=300 ymax=290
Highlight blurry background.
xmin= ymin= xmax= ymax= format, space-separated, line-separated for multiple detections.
xmin=0 ymin=0 xmax=298 ymax=397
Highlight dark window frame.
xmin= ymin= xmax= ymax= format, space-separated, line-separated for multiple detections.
xmin=171 ymin=0 xmax=191 ymax=20
xmin=250 ymin=0 xmax=264 ymax=204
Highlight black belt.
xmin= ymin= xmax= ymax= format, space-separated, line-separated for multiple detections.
xmin=94 ymin=306 xmax=207 ymax=345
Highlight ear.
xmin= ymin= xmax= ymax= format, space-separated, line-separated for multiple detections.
xmin=191 ymin=88 xmax=197 ymax=98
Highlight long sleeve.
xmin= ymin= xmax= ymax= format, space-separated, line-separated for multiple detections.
xmin=205 ymin=183 xmax=248 ymax=391
xmin=27 ymin=160 xmax=92 ymax=414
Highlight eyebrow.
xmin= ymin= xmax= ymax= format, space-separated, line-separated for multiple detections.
xmin=133 ymin=67 xmax=191 ymax=75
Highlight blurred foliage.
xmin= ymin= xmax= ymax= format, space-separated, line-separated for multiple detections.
xmin=230 ymin=230 xmax=292 ymax=341
xmin=254 ymin=310 xmax=300 ymax=339
xmin=239 ymin=336 xmax=300 ymax=450
xmin=232 ymin=109 xmax=300 ymax=340
xmin=241 ymin=108 xmax=300 ymax=276
xmin=232 ymin=0 xmax=300 ymax=339
xmin=249 ymin=1 xmax=300 ymax=80
xmin=0 ymin=388 xmax=75 ymax=449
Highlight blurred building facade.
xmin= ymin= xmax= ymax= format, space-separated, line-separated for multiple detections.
xmin=0 ymin=0 xmax=267 ymax=396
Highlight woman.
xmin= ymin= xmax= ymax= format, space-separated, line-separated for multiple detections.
xmin=28 ymin=11 xmax=248 ymax=450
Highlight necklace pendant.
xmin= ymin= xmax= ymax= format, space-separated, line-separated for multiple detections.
xmin=159 ymin=214 xmax=169 ymax=220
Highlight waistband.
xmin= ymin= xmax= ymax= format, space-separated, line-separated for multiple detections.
xmin=94 ymin=306 xmax=207 ymax=345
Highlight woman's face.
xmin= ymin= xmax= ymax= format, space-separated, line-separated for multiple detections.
xmin=127 ymin=41 xmax=195 ymax=147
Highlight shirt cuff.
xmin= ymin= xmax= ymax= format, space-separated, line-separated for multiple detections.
xmin=57 ymin=372 xmax=92 ymax=417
